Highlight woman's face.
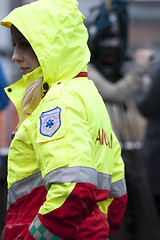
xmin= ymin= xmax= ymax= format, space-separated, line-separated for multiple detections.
xmin=11 ymin=26 xmax=40 ymax=74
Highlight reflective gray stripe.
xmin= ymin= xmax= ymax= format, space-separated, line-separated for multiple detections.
xmin=109 ymin=178 xmax=127 ymax=198
xmin=7 ymin=171 xmax=44 ymax=209
xmin=7 ymin=168 xmax=125 ymax=210
xmin=97 ymin=171 xmax=112 ymax=190
xmin=44 ymin=166 xmax=112 ymax=190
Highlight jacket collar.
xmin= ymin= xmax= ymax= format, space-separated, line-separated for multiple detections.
xmin=5 ymin=66 xmax=43 ymax=119
xmin=5 ymin=66 xmax=88 ymax=119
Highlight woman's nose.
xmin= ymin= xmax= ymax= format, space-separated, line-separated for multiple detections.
xmin=12 ymin=48 xmax=23 ymax=62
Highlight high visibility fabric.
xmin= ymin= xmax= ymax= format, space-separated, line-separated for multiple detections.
xmin=1 ymin=0 xmax=127 ymax=239
xmin=1 ymin=0 xmax=90 ymax=117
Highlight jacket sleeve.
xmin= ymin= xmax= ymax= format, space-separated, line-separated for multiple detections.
xmin=24 ymin=183 xmax=96 ymax=240
xmin=24 ymin=96 xmax=97 ymax=240
xmin=87 ymin=63 xmax=149 ymax=104
xmin=107 ymin=132 xmax=127 ymax=235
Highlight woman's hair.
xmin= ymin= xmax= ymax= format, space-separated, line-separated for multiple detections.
xmin=18 ymin=79 xmax=42 ymax=127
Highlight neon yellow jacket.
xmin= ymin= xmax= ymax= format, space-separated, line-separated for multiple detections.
xmin=1 ymin=0 xmax=127 ymax=239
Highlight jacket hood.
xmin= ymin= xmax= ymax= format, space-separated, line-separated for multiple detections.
xmin=1 ymin=0 xmax=90 ymax=86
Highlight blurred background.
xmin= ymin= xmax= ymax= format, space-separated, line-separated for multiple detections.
xmin=0 ymin=0 xmax=160 ymax=239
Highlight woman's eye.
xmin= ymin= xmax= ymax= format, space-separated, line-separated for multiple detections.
xmin=21 ymin=42 xmax=30 ymax=49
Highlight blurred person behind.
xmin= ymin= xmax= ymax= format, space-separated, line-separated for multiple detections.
xmin=0 ymin=61 xmax=9 ymax=168
xmin=86 ymin=0 xmax=154 ymax=148
xmin=86 ymin=0 xmax=128 ymax=84
xmin=135 ymin=51 xmax=160 ymax=218
xmin=86 ymin=0 xmax=153 ymax=104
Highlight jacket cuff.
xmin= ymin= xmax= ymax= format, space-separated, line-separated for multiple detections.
xmin=25 ymin=215 xmax=62 ymax=240
xmin=108 ymin=193 xmax=127 ymax=235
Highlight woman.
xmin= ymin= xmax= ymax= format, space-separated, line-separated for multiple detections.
xmin=1 ymin=0 xmax=127 ymax=239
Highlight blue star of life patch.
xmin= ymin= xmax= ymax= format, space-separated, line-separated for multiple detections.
xmin=39 ymin=107 xmax=61 ymax=137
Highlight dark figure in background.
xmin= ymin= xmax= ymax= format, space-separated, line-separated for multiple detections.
xmin=0 ymin=63 xmax=8 ymax=111
xmin=135 ymin=52 xmax=160 ymax=218
xmin=86 ymin=0 xmax=128 ymax=83
xmin=0 ymin=62 xmax=9 ymax=167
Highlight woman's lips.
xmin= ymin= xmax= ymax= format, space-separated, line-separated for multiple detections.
xmin=20 ymin=68 xmax=30 ymax=74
